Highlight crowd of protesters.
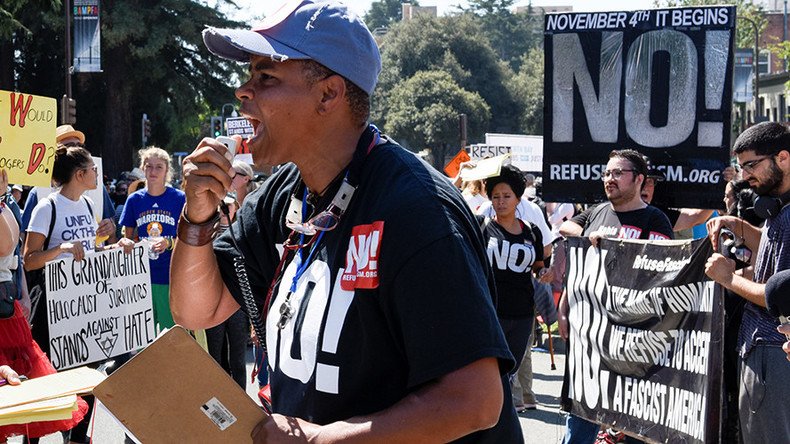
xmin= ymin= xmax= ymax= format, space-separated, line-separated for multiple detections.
xmin=449 ymin=131 xmax=788 ymax=444
xmin=0 ymin=123 xmax=261 ymax=443
xmin=3 ymin=1 xmax=790 ymax=442
xmin=2 ymin=123 xmax=788 ymax=444
xmin=1 ymin=125 xmax=788 ymax=444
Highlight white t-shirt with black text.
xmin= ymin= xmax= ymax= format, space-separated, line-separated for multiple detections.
xmin=27 ymin=192 xmax=97 ymax=259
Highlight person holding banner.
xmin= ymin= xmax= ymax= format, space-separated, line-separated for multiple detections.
xmin=558 ymin=149 xmax=673 ymax=444
xmin=119 ymin=147 xmax=185 ymax=333
xmin=705 ymin=122 xmax=790 ymax=443
xmin=23 ymin=146 xmax=130 ymax=444
xmin=0 ymin=169 xmax=89 ymax=444
xmin=23 ymin=146 xmax=108 ymax=352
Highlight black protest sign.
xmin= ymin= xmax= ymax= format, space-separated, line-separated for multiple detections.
xmin=564 ymin=237 xmax=723 ymax=444
xmin=543 ymin=7 xmax=735 ymax=209
xmin=45 ymin=245 xmax=156 ymax=370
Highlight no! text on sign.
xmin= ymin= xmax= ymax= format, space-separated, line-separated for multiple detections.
xmin=0 ymin=90 xmax=57 ymax=187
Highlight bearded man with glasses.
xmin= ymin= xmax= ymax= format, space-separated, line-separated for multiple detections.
xmin=556 ymin=149 xmax=673 ymax=443
xmin=706 ymin=121 xmax=790 ymax=443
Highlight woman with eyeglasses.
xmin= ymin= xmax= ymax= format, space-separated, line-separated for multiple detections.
xmin=22 ymin=146 xmax=119 ymax=444
xmin=119 ymin=147 xmax=186 ymax=333
xmin=478 ymin=164 xmax=544 ymax=413
xmin=0 ymin=169 xmax=90 ymax=444
xmin=23 ymin=146 xmax=114 ymax=349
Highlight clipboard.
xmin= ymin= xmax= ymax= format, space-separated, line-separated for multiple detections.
xmin=0 ymin=366 xmax=104 ymax=410
xmin=93 ymin=326 xmax=266 ymax=443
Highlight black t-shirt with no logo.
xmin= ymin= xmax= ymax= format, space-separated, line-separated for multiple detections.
xmin=214 ymin=132 xmax=523 ymax=442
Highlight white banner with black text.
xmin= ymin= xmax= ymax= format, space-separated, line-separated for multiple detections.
xmin=45 ymin=244 xmax=155 ymax=370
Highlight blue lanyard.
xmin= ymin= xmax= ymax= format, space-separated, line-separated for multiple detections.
xmin=285 ymin=124 xmax=381 ymax=293
xmin=289 ymin=188 xmax=325 ymax=293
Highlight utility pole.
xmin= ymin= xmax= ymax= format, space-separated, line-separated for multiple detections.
xmin=459 ymin=114 xmax=467 ymax=151
xmin=64 ymin=0 xmax=72 ymax=100
xmin=741 ymin=17 xmax=761 ymax=122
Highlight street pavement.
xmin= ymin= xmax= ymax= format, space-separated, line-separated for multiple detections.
xmin=16 ymin=340 xmax=568 ymax=444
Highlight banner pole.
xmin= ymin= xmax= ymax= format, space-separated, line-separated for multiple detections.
xmin=64 ymin=0 xmax=73 ymax=100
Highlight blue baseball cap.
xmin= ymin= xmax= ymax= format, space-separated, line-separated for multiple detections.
xmin=203 ymin=0 xmax=381 ymax=96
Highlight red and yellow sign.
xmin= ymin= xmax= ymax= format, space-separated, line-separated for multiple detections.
xmin=0 ymin=90 xmax=57 ymax=187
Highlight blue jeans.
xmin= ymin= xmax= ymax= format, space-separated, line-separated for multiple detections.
xmin=562 ymin=413 xmax=599 ymax=444
xmin=563 ymin=413 xmax=645 ymax=444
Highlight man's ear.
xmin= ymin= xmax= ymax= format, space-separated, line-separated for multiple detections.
xmin=316 ymin=75 xmax=346 ymax=114
xmin=635 ymin=172 xmax=645 ymax=188
xmin=777 ymin=150 xmax=790 ymax=170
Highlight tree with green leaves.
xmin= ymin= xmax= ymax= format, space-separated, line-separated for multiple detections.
xmin=508 ymin=46 xmax=544 ymax=135
xmin=374 ymin=14 xmax=519 ymax=142
xmin=364 ymin=0 xmax=419 ymax=32
xmin=385 ymin=70 xmax=490 ymax=170
xmin=462 ymin=0 xmax=543 ymax=70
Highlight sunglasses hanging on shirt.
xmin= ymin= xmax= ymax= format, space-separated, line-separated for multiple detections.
xmin=220 ymin=124 xmax=383 ymax=358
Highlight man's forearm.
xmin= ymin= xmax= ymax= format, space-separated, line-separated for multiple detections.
xmin=24 ymin=247 xmax=64 ymax=271
xmin=559 ymin=220 xmax=583 ymax=237
xmin=170 ymin=241 xmax=239 ymax=329
xmin=674 ymin=209 xmax=714 ymax=232
xmin=309 ymin=358 xmax=503 ymax=443
xmin=718 ymin=273 xmax=767 ymax=307
xmin=731 ymin=218 xmax=762 ymax=252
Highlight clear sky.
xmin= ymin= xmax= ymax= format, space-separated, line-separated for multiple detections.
xmin=229 ymin=0 xmax=659 ymax=22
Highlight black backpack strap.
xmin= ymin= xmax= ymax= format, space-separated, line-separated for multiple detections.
xmin=82 ymin=196 xmax=94 ymax=219
xmin=43 ymin=195 xmax=57 ymax=251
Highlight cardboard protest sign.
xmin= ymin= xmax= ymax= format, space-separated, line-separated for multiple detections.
xmin=45 ymin=244 xmax=156 ymax=370
xmin=225 ymin=116 xmax=254 ymax=139
xmin=0 ymin=90 xmax=57 ymax=187
xmin=563 ymin=237 xmax=723 ymax=443
xmin=459 ymin=154 xmax=510 ymax=181
xmin=225 ymin=117 xmax=255 ymax=164
xmin=543 ymin=6 xmax=735 ymax=208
